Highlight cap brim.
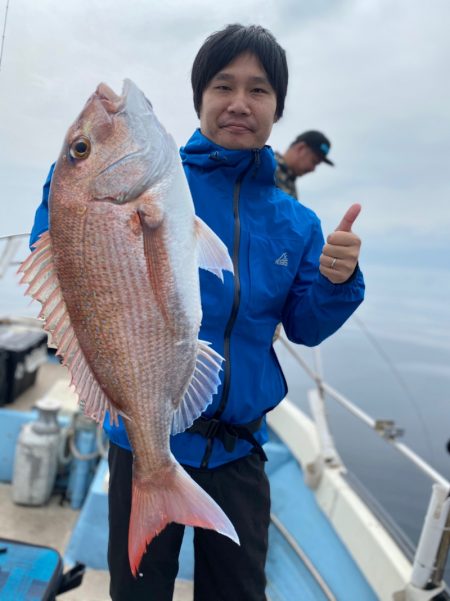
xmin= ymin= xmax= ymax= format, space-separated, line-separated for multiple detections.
xmin=322 ymin=157 xmax=334 ymax=166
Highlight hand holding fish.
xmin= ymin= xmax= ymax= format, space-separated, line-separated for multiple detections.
xmin=319 ymin=203 xmax=362 ymax=284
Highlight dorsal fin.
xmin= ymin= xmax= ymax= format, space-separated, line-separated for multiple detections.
xmin=18 ymin=231 xmax=125 ymax=426
xmin=171 ymin=340 xmax=224 ymax=435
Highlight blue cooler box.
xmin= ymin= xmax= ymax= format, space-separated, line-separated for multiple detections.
xmin=0 ymin=538 xmax=62 ymax=601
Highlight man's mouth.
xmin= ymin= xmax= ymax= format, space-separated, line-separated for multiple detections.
xmin=221 ymin=122 xmax=253 ymax=133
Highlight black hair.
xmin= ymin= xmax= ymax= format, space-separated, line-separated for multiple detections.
xmin=191 ymin=24 xmax=288 ymax=120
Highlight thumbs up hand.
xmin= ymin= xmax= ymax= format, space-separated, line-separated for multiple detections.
xmin=319 ymin=203 xmax=362 ymax=284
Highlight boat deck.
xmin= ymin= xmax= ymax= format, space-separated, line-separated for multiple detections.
xmin=1 ymin=359 xmax=382 ymax=600
xmin=0 ymin=361 xmax=192 ymax=600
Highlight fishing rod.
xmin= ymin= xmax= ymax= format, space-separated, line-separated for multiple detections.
xmin=0 ymin=0 xmax=10 ymax=73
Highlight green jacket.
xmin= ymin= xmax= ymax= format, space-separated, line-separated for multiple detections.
xmin=274 ymin=151 xmax=298 ymax=199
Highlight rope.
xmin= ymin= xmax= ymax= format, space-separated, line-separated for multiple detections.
xmin=0 ymin=0 xmax=10 ymax=74
xmin=57 ymin=415 xmax=109 ymax=463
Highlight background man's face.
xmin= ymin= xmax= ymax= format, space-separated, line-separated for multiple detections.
xmin=292 ymin=143 xmax=322 ymax=176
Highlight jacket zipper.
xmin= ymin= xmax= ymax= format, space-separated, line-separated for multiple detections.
xmin=200 ymin=151 xmax=259 ymax=467
xmin=215 ymin=150 xmax=260 ymax=418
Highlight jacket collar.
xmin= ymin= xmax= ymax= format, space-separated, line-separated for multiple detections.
xmin=180 ymin=129 xmax=276 ymax=185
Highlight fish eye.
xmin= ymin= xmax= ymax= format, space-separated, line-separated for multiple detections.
xmin=69 ymin=136 xmax=91 ymax=160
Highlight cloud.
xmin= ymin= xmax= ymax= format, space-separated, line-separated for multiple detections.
xmin=1 ymin=0 xmax=449 ymax=247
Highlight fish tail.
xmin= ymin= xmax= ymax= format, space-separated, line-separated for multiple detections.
xmin=128 ymin=462 xmax=239 ymax=576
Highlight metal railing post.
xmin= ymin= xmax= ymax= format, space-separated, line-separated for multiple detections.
xmin=410 ymin=484 xmax=450 ymax=589
xmin=0 ymin=236 xmax=21 ymax=277
xmin=309 ymin=348 xmax=342 ymax=466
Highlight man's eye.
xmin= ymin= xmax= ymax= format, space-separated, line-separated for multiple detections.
xmin=253 ymin=88 xmax=268 ymax=94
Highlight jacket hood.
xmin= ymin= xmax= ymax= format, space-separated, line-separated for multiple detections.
xmin=180 ymin=129 xmax=277 ymax=186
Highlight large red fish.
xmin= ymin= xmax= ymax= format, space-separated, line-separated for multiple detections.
xmin=19 ymin=79 xmax=238 ymax=575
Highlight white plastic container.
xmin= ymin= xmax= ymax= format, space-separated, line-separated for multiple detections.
xmin=12 ymin=397 xmax=61 ymax=506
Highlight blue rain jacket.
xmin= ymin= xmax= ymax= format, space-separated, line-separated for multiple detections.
xmin=30 ymin=129 xmax=364 ymax=468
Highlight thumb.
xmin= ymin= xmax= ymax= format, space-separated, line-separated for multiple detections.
xmin=335 ymin=203 xmax=361 ymax=232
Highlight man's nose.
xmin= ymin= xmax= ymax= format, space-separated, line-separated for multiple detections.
xmin=227 ymin=92 xmax=251 ymax=114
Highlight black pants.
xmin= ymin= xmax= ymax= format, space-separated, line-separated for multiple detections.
xmin=108 ymin=443 xmax=270 ymax=601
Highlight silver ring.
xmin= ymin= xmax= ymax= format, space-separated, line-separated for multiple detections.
xmin=330 ymin=257 xmax=337 ymax=269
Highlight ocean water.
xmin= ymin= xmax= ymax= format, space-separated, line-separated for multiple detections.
xmin=276 ymin=263 xmax=450 ymax=557
xmin=2 ymin=238 xmax=450 ymax=566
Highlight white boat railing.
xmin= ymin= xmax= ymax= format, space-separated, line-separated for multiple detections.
xmin=0 ymin=232 xmax=28 ymax=278
xmin=0 ymin=233 xmax=44 ymax=328
xmin=278 ymin=335 xmax=450 ymax=598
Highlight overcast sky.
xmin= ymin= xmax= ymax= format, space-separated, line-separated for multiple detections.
xmin=1 ymin=0 xmax=449 ymax=267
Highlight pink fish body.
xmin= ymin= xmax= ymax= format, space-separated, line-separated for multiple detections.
xmin=19 ymin=80 xmax=238 ymax=575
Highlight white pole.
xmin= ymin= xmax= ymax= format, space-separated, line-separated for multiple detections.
xmin=308 ymin=388 xmax=341 ymax=468
xmin=410 ymin=484 xmax=450 ymax=588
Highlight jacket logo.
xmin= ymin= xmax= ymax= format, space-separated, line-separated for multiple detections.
xmin=275 ymin=252 xmax=288 ymax=267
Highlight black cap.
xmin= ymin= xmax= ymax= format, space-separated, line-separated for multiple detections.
xmin=293 ymin=130 xmax=334 ymax=166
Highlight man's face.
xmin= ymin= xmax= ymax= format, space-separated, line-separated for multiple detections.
xmin=292 ymin=143 xmax=322 ymax=176
xmin=199 ymin=52 xmax=278 ymax=150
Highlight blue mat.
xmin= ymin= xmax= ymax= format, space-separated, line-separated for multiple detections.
xmin=266 ymin=443 xmax=378 ymax=601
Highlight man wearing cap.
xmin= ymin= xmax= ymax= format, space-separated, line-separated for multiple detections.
xmin=275 ymin=130 xmax=334 ymax=200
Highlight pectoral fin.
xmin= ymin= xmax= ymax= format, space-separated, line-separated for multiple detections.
xmin=138 ymin=206 xmax=175 ymax=329
xmin=194 ymin=217 xmax=234 ymax=282
xmin=171 ymin=341 xmax=224 ymax=434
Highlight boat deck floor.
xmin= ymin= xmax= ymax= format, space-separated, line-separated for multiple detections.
xmin=2 ymin=360 xmax=378 ymax=600
xmin=0 ymin=481 xmax=192 ymax=599
xmin=0 ymin=361 xmax=193 ymax=600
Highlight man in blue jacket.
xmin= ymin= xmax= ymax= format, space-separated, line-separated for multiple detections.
xmin=31 ymin=23 xmax=364 ymax=601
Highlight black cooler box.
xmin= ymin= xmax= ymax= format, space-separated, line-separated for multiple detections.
xmin=0 ymin=347 xmax=7 ymax=407
xmin=0 ymin=326 xmax=48 ymax=406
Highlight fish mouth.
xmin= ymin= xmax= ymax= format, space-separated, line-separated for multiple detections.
xmin=95 ymin=82 xmax=125 ymax=114
xmin=94 ymin=79 xmax=153 ymax=118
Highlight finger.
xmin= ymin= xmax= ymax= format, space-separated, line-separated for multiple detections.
xmin=319 ymin=254 xmax=353 ymax=271
xmin=319 ymin=255 xmax=340 ymax=269
xmin=319 ymin=265 xmax=348 ymax=284
xmin=327 ymin=231 xmax=361 ymax=246
xmin=321 ymin=243 xmax=351 ymax=259
xmin=335 ymin=203 xmax=361 ymax=232
xmin=322 ymin=247 xmax=360 ymax=268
